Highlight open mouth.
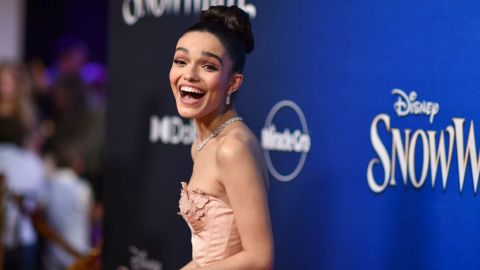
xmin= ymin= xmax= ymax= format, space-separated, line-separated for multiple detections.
xmin=179 ymin=85 xmax=206 ymax=100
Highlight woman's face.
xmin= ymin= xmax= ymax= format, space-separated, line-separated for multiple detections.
xmin=169 ymin=31 xmax=235 ymax=120
xmin=0 ymin=69 xmax=16 ymax=102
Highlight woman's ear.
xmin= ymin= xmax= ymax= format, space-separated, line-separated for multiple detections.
xmin=228 ymin=73 xmax=244 ymax=94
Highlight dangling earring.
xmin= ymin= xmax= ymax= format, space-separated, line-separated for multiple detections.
xmin=226 ymin=92 xmax=231 ymax=105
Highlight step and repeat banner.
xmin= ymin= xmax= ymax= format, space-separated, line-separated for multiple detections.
xmin=105 ymin=1 xmax=480 ymax=269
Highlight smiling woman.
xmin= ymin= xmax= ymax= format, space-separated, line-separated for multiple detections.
xmin=169 ymin=5 xmax=274 ymax=270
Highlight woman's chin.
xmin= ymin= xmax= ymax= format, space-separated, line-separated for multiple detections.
xmin=176 ymin=107 xmax=200 ymax=119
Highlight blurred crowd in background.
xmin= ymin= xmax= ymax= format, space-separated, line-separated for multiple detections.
xmin=0 ymin=36 xmax=106 ymax=269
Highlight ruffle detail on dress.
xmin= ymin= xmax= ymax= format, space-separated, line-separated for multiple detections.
xmin=178 ymin=182 xmax=210 ymax=221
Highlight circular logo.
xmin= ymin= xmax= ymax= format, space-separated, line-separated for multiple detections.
xmin=261 ymin=100 xmax=310 ymax=182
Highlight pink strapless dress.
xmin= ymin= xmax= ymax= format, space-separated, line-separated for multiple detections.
xmin=178 ymin=181 xmax=242 ymax=266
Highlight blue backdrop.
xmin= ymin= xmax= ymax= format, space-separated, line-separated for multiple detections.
xmin=236 ymin=1 xmax=480 ymax=269
xmin=106 ymin=1 xmax=480 ymax=269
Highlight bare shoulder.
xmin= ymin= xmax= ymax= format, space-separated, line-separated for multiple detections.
xmin=214 ymin=123 xmax=268 ymax=187
xmin=215 ymin=124 xmax=261 ymax=164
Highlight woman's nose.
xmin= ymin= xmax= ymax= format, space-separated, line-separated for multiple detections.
xmin=183 ymin=66 xmax=199 ymax=82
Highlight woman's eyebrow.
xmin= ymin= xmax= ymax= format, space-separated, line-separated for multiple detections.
xmin=201 ymin=51 xmax=223 ymax=66
xmin=175 ymin=47 xmax=189 ymax=53
xmin=175 ymin=47 xmax=223 ymax=66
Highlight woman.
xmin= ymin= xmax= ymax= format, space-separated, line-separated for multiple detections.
xmin=0 ymin=62 xmax=35 ymax=139
xmin=170 ymin=5 xmax=274 ymax=270
xmin=0 ymin=61 xmax=39 ymax=270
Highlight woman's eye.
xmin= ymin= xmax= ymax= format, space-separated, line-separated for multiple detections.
xmin=173 ymin=59 xmax=186 ymax=65
xmin=203 ymin=64 xmax=218 ymax=71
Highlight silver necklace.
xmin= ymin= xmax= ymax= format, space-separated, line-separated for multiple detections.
xmin=196 ymin=116 xmax=243 ymax=151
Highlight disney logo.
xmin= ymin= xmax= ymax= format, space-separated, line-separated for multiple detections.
xmin=129 ymin=246 xmax=162 ymax=270
xmin=116 ymin=246 xmax=163 ymax=270
xmin=392 ymin=89 xmax=440 ymax=124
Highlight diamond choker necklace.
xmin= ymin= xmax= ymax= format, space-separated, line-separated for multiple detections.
xmin=196 ymin=116 xmax=243 ymax=151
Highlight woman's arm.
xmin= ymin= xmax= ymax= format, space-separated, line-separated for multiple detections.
xmin=199 ymin=136 xmax=274 ymax=270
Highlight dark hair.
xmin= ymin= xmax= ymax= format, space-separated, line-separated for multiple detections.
xmin=52 ymin=139 xmax=83 ymax=168
xmin=183 ymin=5 xmax=254 ymax=73
xmin=0 ymin=117 xmax=26 ymax=145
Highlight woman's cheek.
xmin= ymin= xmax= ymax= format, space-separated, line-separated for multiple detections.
xmin=169 ymin=68 xmax=180 ymax=87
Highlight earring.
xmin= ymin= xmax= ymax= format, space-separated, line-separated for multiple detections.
xmin=226 ymin=92 xmax=231 ymax=105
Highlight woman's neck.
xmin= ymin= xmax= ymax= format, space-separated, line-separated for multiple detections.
xmin=194 ymin=108 xmax=238 ymax=141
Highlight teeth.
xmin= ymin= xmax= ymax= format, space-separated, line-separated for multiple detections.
xmin=180 ymin=86 xmax=204 ymax=94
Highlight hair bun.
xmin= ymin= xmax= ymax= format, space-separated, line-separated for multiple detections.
xmin=201 ymin=5 xmax=254 ymax=54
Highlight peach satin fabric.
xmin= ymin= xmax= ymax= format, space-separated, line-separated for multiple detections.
xmin=178 ymin=182 xmax=242 ymax=266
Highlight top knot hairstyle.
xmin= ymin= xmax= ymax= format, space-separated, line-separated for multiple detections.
xmin=183 ymin=5 xmax=254 ymax=73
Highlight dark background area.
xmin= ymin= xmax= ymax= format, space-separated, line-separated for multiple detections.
xmin=24 ymin=0 xmax=108 ymax=65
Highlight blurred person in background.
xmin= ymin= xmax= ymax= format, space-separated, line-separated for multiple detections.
xmin=1 ymin=61 xmax=51 ymax=154
xmin=49 ymin=73 xmax=105 ymax=202
xmin=0 ymin=122 xmax=44 ymax=270
xmin=42 ymin=140 xmax=94 ymax=270
xmin=0 ymin=61 xmax=92 ymax=270
xmin=48 ymin=36 xmax=88 ymax=84
xmin=0 ymin=61 xmax=45 ymax=270
xmin=0 ymin=62 xmax=36 ymax=144
xmin=50 ymin=74 xmax=89 ymax=142
xmin=46 ymin=36 xmax=105 ymax=210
